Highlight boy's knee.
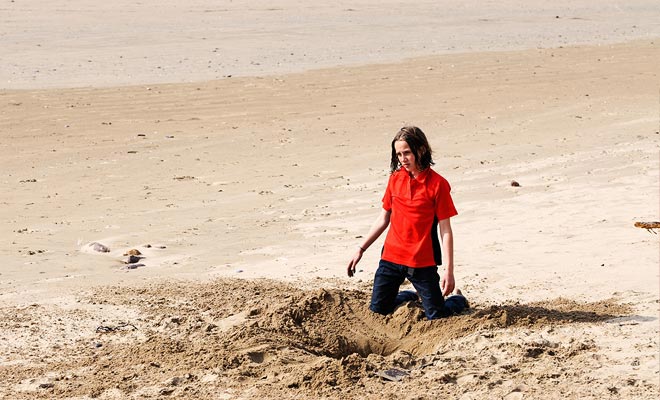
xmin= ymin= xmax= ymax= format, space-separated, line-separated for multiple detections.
xmin=369 ymin=305 xmax=391 ymax=315
xmin=395 ymin=290 xmax=419 ymax=306
xmin=423 ymin=307 xmax=446 ymax=320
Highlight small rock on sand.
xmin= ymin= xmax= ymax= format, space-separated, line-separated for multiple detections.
xmin=89 ymin=242 xmax=110 ymax=253
xmin=126 ymin=255 xmax=142 ymax=264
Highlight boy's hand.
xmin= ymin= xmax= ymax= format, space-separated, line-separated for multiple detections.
xmin=441 ymin=269 xmax=455 ymax=296
xmin=347 ymin=250 xmax=362 ymax=277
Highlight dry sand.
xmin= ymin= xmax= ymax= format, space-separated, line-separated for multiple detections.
xmin=1 ymin=1 xmax=659 ymax=399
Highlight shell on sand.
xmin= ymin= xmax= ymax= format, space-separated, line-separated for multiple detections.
xmin=123 ymin=249 xmax=142 ymax=256
xmin=89 ymin=242 xmax=110 ymax=253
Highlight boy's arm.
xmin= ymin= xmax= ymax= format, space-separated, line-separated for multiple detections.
xmin=347 ymin=209 xmax=391 ymax=277
xmin=439 ymin=217 xmax=454 ymax=296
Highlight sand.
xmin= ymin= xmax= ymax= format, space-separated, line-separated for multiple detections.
xmin=4 ymin=0 xmax=660 ymax=89
xmin=1 ymin=1 xmax=659 ymax=399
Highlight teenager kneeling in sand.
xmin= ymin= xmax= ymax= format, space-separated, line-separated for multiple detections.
xmin=347 ymin=126 xmax=468 ymax=320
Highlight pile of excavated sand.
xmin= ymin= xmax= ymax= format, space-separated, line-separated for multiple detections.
xmin=2 ymin=278 xmax=645 ymax=399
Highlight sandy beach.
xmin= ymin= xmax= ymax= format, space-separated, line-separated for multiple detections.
xmin=1 ymin=1 xmax=659 ymax=399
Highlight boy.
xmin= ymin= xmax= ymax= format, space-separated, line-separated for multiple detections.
xmin=347 ymin=126 xmax=468 ymax=320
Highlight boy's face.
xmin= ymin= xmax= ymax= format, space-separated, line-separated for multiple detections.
xmin=394 ymin=140 xmax=419 ymax=175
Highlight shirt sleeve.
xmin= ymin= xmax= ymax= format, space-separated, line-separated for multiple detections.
xmin=435 ymin=178 xmax=458 ymax=220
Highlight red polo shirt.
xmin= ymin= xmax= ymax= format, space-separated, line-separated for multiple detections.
xmin=381 ymin=168 xmax=457 ymax=267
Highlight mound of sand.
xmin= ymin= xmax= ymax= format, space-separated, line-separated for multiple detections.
xmin=3 ymin=278 xmax=652 ymax=399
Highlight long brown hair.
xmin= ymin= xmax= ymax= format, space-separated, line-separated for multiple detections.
xmin=390 ymin=126 xmax=435 ymax=173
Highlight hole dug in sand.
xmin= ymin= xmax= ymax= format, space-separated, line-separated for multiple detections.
xmin=252 ymin=287 xmax=629 ymax=362
xmin=1 ymin=279 xmax=632 ymax=399
xmin=269 ymin=288 xmax=422 ymax=359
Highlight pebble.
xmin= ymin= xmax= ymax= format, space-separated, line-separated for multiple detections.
xmin=510 ymin=180 xmax=521 ymax=187
xmin=90 ymin=242 xmax=110 ymax=252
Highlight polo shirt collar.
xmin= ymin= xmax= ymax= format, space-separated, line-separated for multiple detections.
xmin=412 ymin=167 xmax=430 ymax=183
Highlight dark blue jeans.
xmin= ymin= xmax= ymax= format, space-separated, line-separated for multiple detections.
xmin=370 ymin=259 xmax=468 ymax=320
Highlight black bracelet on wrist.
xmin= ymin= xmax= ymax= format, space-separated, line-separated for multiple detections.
xmin=358 ymin=246 xmax=366 ymax=252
